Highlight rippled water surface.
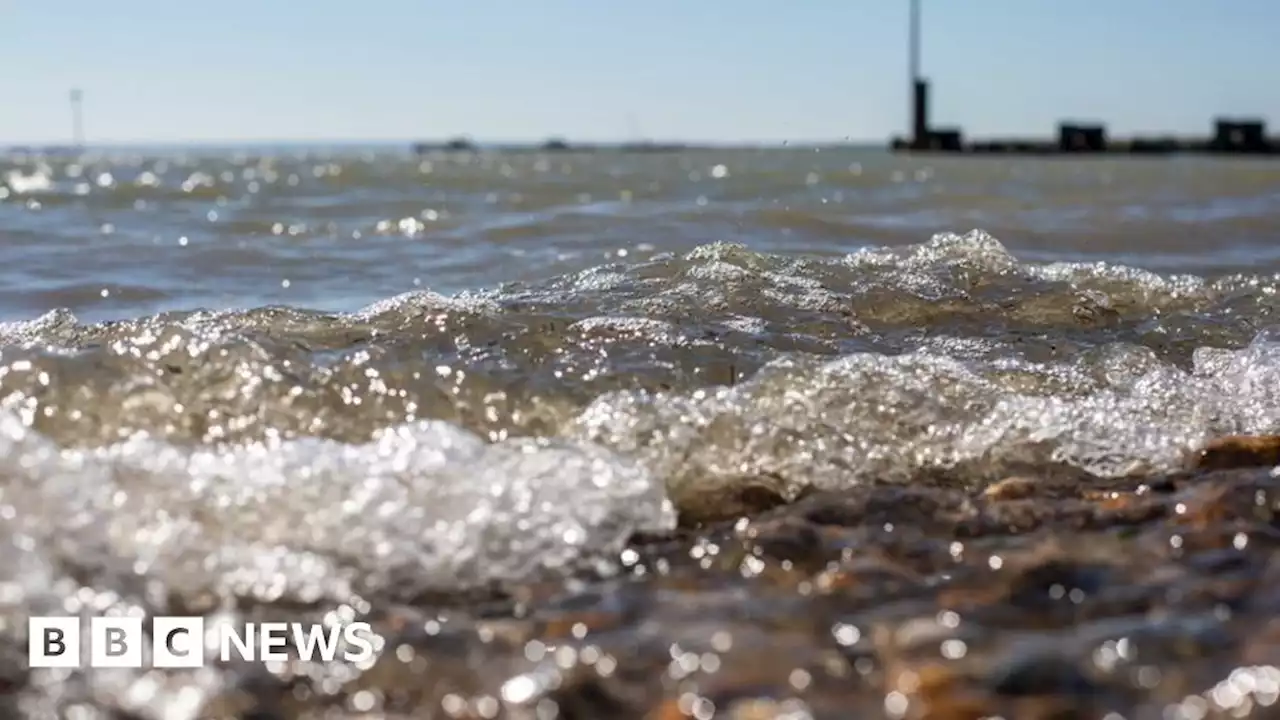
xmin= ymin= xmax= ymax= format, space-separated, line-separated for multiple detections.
xmin=4 ymin=146 xmax=1280 ymax=719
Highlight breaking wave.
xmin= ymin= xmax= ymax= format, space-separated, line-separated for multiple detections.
xmin=7 ymin=230 xmax=1280 ymax=716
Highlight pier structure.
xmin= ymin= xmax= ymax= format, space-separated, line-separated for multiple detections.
xmin=897 ymin=0 xmax=964 ymax=152
xmin=889 ymin=2 xmax=1277 ymax=157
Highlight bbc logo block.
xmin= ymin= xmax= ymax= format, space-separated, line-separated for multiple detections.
xmin=28 ymin=616 xmax=376 ymax=668
xmin=152 ymin=616 xmax=206 ymax=668
xmin=27 ymin=617 xmax=79 ymax=668
xmin=28 ymin=616 xmax=206 ymax=669
xmin=90 ymin=617 xmax=143 ymax=667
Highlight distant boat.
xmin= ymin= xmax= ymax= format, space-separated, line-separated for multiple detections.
xmin=412 ymin=137 xmax=478 ymax=154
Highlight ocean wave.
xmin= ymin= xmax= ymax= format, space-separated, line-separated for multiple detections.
xmin=7 ymin=229 xmax=1280 ymax=716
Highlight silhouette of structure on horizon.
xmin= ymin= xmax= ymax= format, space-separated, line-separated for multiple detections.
xmin=890 ymin=0 xmax=1277 ymax=157
xmin=403 ymin=1 xmax=1276 ymax=157
xmin=70 ymin=89 xmax=85 ymax=149
xmin=409 ymin=138 xmax=692 ymax=155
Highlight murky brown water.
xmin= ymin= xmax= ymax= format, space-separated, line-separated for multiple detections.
xmin=4 ymin=146 xmax=1280 ymax=718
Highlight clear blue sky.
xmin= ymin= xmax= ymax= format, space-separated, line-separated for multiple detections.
xmin=2 ymin=0 xmax=1277 ymax=145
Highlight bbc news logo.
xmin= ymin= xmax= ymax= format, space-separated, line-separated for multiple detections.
xmin=28 ymin=617 xmax=378 ymax=668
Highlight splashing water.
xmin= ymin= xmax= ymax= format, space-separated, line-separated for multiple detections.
xmin=5 ymin=228 xmax=1280 ymax=716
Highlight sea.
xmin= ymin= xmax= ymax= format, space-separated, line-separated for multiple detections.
xmin=3 ymin=144 xmax=1280 ymax=718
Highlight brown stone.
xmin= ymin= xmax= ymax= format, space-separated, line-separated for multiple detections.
xmin=1193 ymin=435 xmax=1280 ymax=470
xmin=540 ymin=610 xmax=623 ymax=639
xmin=676 ymin=479 xmax=796 ymax=527
xmin=1081 ymin=489 xmax=1138 ymax=510
xmin=724 ymin=699 xmax=813 ymax=719
xmin=882 ymin=660 xmax=993 ymax=720
xmin=983 ymin=476 xmax=1036 ymax=501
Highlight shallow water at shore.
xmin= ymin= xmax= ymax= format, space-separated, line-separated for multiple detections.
xmin=4 ymin=147 xmax=1280 ymax=718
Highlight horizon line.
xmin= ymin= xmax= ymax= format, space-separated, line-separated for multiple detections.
xmin=0 ymin=136 xmax=885 ymax=150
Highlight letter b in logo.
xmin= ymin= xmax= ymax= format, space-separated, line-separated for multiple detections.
xmin=28 ymin=617 xmax=80 ymax=668
xmin=90 ymin=617 xmax=143 ymax=668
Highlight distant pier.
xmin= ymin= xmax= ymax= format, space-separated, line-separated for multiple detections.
xmin=889 ymin=89 xmax=1279 ymax=157
xmin=889 ymin=0 xmax=1277 ymax=157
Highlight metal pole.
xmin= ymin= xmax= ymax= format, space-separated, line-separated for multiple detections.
xmin=907 ymin=0 xmax=921 ymax=142
xmin=70 ymin=89 xmax=85 ymax=148
xmin=909 ymin=0 xmax=920 ymax=82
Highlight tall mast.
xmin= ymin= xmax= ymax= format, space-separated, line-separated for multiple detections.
xmin=909 ymin=0 xmax=920 ymax=84
xmin=70 ymin=89 xmax=85 ymax=148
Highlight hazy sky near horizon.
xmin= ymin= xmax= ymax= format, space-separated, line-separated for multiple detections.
xmin=2 ymin=1 xmax=1277 ymax=145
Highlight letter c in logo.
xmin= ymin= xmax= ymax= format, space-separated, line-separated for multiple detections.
xmin=165 ymin=628 xmax=190 ymax=657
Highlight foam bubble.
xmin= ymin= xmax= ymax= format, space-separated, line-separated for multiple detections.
xmin=573 ymin=335 xmax=1280 ymax=504
xmin=0 ymin=412 xmax=674 ymax=609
